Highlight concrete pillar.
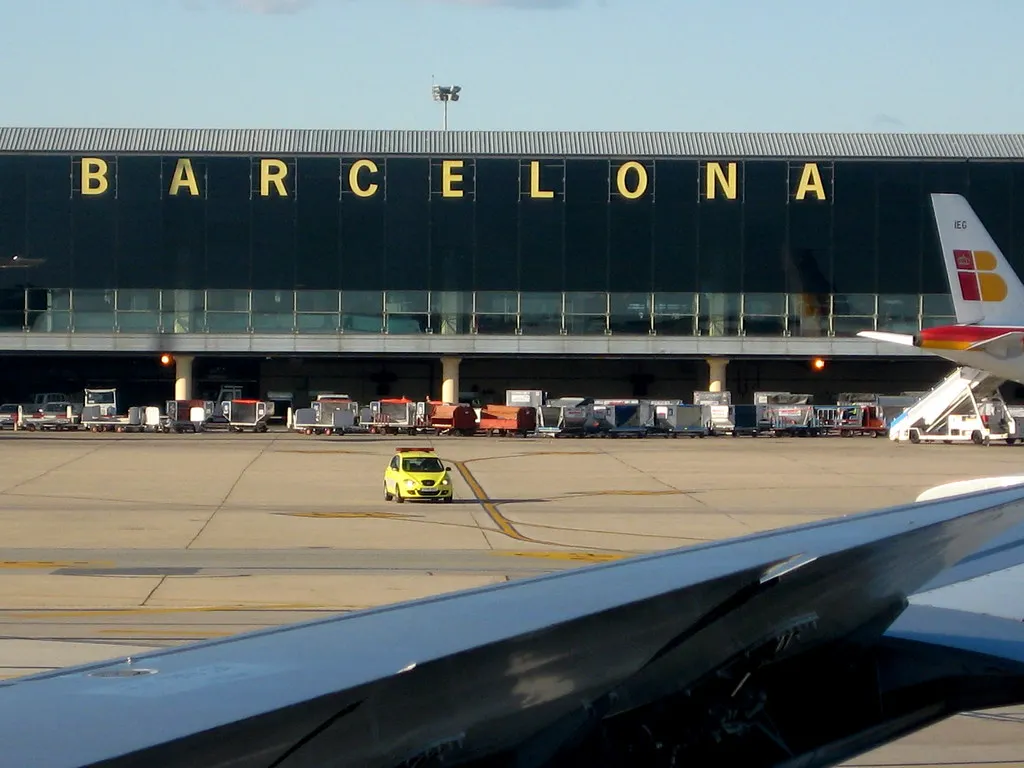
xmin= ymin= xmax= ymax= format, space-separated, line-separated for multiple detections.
xmin=706 ymin=357 xmax=728 ymax=393
xmin=174 ymin=354 xmax=194 ymax=400
xmin=441 ymin=356 xmax=461 ymax=404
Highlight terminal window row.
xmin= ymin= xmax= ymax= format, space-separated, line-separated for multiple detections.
xmin=0 ymin=289 xmax=956 ymax=337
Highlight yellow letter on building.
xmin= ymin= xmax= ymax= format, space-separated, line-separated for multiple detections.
xmin=529 ymin=160 xmax=554 ymax=199
xmin=705 ymin=162 xmax=737 ymax=200
xmin=616 ymin=161 xmax=648 ymax=200
xmin=442 ymin=160 xmax=464 ymax=198
xmin=81 ymin=157 xmax=109 ymax=196
xmin=349 ymin=160 xmax=379 ymax=198
xmin=168 ymin=158 xmax=200 ymax=197
xmin=260 ymin=159 xmax=288 ymax=197
xmin=795 ymin=162 xmax=826 ymax=200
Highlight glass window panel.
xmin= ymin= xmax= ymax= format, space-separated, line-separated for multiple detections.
xmin=384 ymin=158 xmax=430 ymax=291
xmin=0 ymin=157 xmax=28 ymax=293
xmin=744 ymin=293 xmax=786 ymax=316
xmin=25 ymin=156 xmax=72 ymax=291
xmin=296 ymin=313 xmax=341 ymax=333
xmin=116 ymin=156 xmax=163 ymax=289
xmin=116 ymin=312 xmax=159 ymax=332
xmin=162 ymin=156 xmax=207 ymax=292
xmin=520 ymin=291 xmax=561 ymax=334
xmin=877 ymin=293 xmax=919 ymax=332
xmin=73 ymin=312 xmax=116 ymax=332
xmin=609 ymin=292 xmax=651 ymax=335
xmin=251 ymin=157 xmax=296 ymax=291
xmin=833 ymin=316 xmax=873 ymax=336
xmin=251 ymin=289 xmax=292 ymax=313
xmin=743 ymin=161 xmax=786 ymax=293
xmin=73 ymin=289 xmax=114 ymax=311
xmin=833 ymin=293 xmax=875 ymax=316
xmin=922 ymin=293 xmax=953 ymax=315
xmin=698 ymin=292 xmax=740 ymax=336
xmin=116 ymin=289 xmax=160 ymax=311
xmin=832 ymin=161 xmax=877 ymax=295
xmin=429 ymin=158 xmax=475 ymax=293
xmin=564 ymin=160 xmax=608 ymax=292
xmin=341 ymin=158 xmax=386 ymax=291
xmin=921 ymin=162 xmax=969 ymax=293
xmin=476 ymin=291 xmax=517 ymax=314
xmin=206 ymin=313 xmax=249 ymax=332
xmin=564 ymin=291 xmax=606 ymax=314
xmin=877 ymin=162 xmax=923 ymax=295
xmin=205 ymin=158 xmax=250 ymax=289
xmin=296 ymin=157 xmax=341 ymax=291
xmin=251 ymin=312 xmax=294 ymax=333
xmin=296 ymin=290 xmax=339 ymax=312
xmin=342 ymin=290 xmax=382 ymax=313
xmin=207 ymin=289 xmax=249 ymax=312
xmin=697 ymin=173 xmax=742 ymax=293
xmin=653 ymin=161 xmax=698 ymax=293
xmin=475 ymin=160 xmax=518 ymax=291
xmin=519 ymin=160 xmax=564 ymax=292
xmin=386 ymin=290 xmax=429 ymax=313
xmin=71 ymin=158 xmax=117 ymax=289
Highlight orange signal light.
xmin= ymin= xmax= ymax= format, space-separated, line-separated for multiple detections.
xmin=811 ymin=358 xmax=826 ymax=371
xmin=160 ymin=353 xmax=173 ymax=366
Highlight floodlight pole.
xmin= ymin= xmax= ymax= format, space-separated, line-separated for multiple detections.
xmin=431 ymin=84 xmax=461 ymax=132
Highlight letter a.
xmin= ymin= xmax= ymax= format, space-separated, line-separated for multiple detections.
xmin=169 ymin=158 xmax=200 ymax=197
xmin=795 ymin=163 xmax=826 ymax=200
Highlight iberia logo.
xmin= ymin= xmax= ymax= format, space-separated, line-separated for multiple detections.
xmin=954 ymin=249 xmax=1008 ymax=302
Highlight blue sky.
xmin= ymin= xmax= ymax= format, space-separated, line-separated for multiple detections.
xmin=2 ymin=0 xmax=1022 ymax=133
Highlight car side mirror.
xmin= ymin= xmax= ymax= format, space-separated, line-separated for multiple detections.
xmin=445 ymin=466 xmax=452 ymax=471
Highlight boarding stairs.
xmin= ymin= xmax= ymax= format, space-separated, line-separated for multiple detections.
xmin=888 ymin=366 xmax=1006 ymax=442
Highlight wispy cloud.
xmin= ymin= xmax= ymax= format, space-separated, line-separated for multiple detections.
xmin=873 ymin=113 xmax=906 ymax=129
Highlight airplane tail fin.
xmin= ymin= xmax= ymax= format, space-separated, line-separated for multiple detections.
xmin=930 ymin=193 xmax=1024 ymax=326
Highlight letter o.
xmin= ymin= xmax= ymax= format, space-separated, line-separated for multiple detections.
xmin=616 ymin=161 xmax=648 ymax=200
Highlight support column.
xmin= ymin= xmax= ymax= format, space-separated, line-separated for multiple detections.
xmin=174 ymin=354 xmax=194 ymax=401
xmin=441 ymin=356 xmax=461 ymax=405
xmin=706 ymin=357 xmax=728 ymax=393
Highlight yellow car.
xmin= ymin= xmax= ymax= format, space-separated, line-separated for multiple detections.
xmin=383 ymin=447 xmax=454 ymax=503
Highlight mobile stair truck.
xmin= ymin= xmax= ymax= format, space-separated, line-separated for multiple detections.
xmin=889 ymin=366 xmax=1020 ymax=446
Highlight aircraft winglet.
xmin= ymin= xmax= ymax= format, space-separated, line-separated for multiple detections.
xmin=857 ymin=330 xmax=916 ymax=347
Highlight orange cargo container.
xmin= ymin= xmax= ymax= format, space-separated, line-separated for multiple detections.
xmin=479 ymin=404 xmax=537 ymax=436
xmin=429 ymin=403 xmax=478 ymax=436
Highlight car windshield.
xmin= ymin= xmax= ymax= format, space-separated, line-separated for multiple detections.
xmin=402 ymin=457 xmax=444 ymax=473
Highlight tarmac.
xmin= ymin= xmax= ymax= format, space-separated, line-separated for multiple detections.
xmin=0 ymin=429 xmax=1022 ymax=767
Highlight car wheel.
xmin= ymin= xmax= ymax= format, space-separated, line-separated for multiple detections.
xmin=383 ymin=483 xmax=393 ymax=501
xmin=395 ymin=488 xmax=404 ymax=504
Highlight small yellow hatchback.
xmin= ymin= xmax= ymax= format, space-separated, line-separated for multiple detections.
xmin=383 ymin=447 xmax=454 ymax=503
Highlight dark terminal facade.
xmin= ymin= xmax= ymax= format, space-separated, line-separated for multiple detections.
xmin=0 ymin=129 xmax=1023 ymax=402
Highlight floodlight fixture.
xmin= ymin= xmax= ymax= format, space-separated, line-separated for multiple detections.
xmin=431 ymin=84 xmax=462 ymax=130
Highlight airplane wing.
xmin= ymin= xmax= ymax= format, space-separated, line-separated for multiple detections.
xmin=964 ymin=330 xmax=1024 ymax=358
xmin=4 ymin=489 xmax=1024 ymax=768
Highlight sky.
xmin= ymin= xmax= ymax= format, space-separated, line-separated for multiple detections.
xmin=1 ymin=0 xmax=1022 ymax=133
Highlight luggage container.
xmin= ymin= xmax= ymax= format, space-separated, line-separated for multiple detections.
xmin=312 ymin=396 xmax=359 ymax=435
xmin=537 ymin=397 xmax=596 ymax=437
xmin=729 ymin=404 xmax=762 ymax=437
xmin=429 ymin=403 xmax=479 ymax=436
xmin=222 ymin=399 xmax=270 ymax=433
xmin=647 ymin=401 xmax=710 ymax=437
xmin=765 ymin=404 xmax=821 ymax=436
xmin=693 ymin=391 xmax=731 ymax=435
xmin=479 ymin=404 xmax=537 ymax=436
xmin=592 ymin=399 xmax=653 ymax=438
xmin=505 ymin=390 xmax=545 ymax=408
xmin=368 ymin=398 xmax=427 ymax=435
xmin=165 ymin=400 xmax=216 ymax=433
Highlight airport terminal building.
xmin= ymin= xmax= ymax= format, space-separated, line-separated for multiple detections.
xmin=1 ymin=128 xmax=1023 ymax=405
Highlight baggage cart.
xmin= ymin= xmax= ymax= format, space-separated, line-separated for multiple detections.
xmin=222 ymin=399 xmax=270 ymax=433
xmin=308 ymin=396 xmax=358 ymax=435
xmin=368 ymin=398 xmax=427 ymax=435
xmin=429 ymin=403 xmax=479 ymax=436
xmin=592 ymin=399 xmax=653 ymax=438
xmin=765 ymin=404 xmax=821 ymax=436
xmin=479 ymin=404 xmax=537 ymax=436
xmin=165 ymin=400 xmax=216 ymax=433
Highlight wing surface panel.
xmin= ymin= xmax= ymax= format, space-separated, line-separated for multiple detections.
xmin=3 ymin=487 xmax=1024 ymax=767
